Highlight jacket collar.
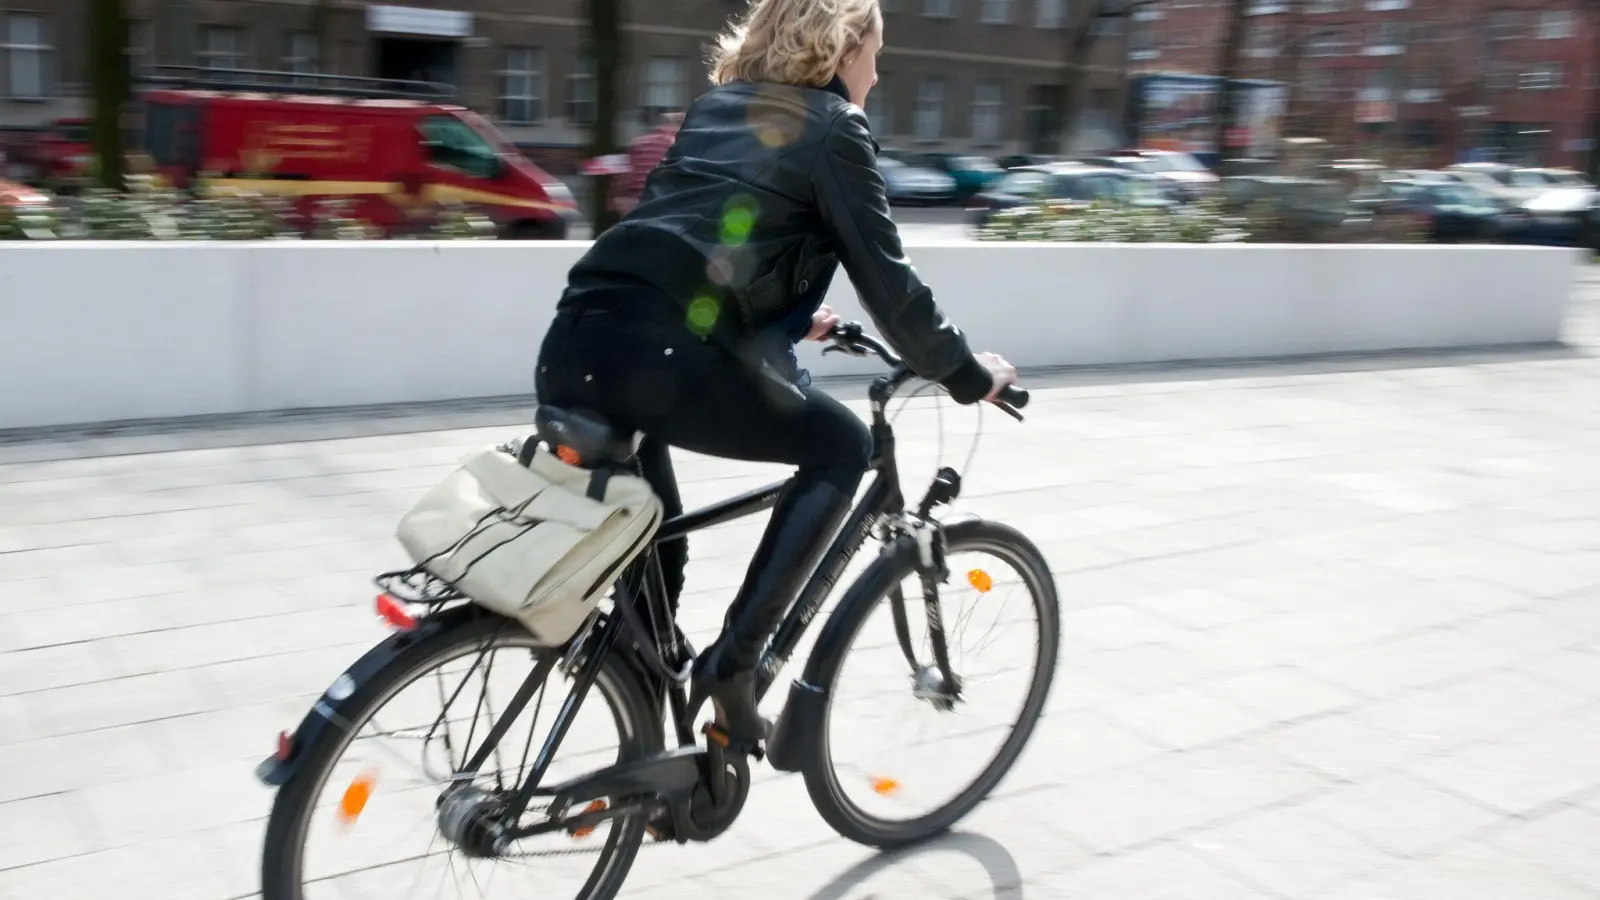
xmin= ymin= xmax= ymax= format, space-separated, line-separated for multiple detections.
xmin=820 ymin=75 xmax=879 ymax=152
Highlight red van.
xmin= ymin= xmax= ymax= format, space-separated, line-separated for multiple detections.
xmin=141 ymin=67 xmax=581 ymax=239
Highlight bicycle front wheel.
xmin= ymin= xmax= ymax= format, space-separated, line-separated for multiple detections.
xmin=260 ymin=607 xmax=656 ymax=900
xmin=800 ymin=519 xmax=1059 ymax=848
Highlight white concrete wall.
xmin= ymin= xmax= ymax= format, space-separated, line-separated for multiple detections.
xmin=0 ymin=241 xmax=1574 ymax=430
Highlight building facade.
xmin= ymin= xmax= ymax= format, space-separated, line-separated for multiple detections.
xmin=1125 ymin=0 xmax=1599 ymax=167
xmin=0 ymin=0 xmax=1137 ymax=170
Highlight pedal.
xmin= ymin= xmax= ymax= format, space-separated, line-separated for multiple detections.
xmin=567 ymin=799 xmax=607 ymax=839
xmin=701 ymin=722 xmax=765 ymax=762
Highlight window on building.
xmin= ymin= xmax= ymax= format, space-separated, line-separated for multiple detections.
xmin=1036 ymin=0 xmax=1066 ymax=29
xmin=981 ymin=0 xmax=1013 ymax=24
xmin=1370 ymin=21 xmax=1406 ymax=49
xmin=924 ymin=0 xmax=957 ymax=17
xmin=1308 ymin=0 xmax=1348 ymax=11
xmin=1129 ymin=25 xmax=1160 ymax=60
xmin=1245 ymin=23 xmax=1281 ymax=57
xmin=1538 ymin=9 xmax=1574 ymax=39
xmin=3 ymin=13 xmax=51 ymax=99
xmin=1307 ymin=27 xmax=1348 ymax=56
xmin=643 ymin=56 xmax=687 ymax=121
xmin=1521 ymin=62 xmax=1565 ymax=90
xmin=1245 ymin=0 xmax=1288 ymax=14
xmin=1488 ymin=11 xmax=1521 ymax=41
xmin=866 ymin=79 xmax=892 ymax=133
xmin=1366 ymin=0 xmax=1409 ymax=10
xmin=198 ymin=25 xmax=246 ymax=71
xmin=971 ymin=81 xmax=1004 ymax=143
xmin=498 ymin=47 xmax=544 ymax=123
xmin=285 ymin=32 xmax=319 ymax=80
xmin=914 ymin=76 xmax=945 ymax=140
xmin=567 ymin=54 xmax=596 ymax=125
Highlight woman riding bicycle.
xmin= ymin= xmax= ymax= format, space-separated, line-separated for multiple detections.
xmin=535 ymin=0 xmax=1019 ymax=749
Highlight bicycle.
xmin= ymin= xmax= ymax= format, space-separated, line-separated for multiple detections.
xmin=255 ymin=322 xmax=1060 ymax=900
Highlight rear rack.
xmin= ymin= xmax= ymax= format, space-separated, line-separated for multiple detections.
xmin=139 ymin=65 xmax=456 ymax=101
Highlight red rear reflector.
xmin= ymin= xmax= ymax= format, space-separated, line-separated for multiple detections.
xmin=375 ymin=593 xmax=417 ymax=631
xmin=277 ymin=730 xmax=293 ymax=761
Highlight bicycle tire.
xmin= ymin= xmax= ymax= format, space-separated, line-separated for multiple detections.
xmin=261 ymin=607 xmax=656 ymax=900
xmin=799 ymin=519 xmax=1059 ymax=848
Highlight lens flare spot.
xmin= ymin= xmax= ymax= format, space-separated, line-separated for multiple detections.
xmin=686 ymin=295 xmax=720 ymax=336
xmin=705 ymin=252 xmax=734 ymax=286
xmin=758 ymin=125 xmax=786 ymax=148
xmin=337 ymin=769 xmax=378 ymax=827
xmin=870 ymin=776 xmax=901 ymax=796
xmin=968 ymin=569 xmax=994 ymax=593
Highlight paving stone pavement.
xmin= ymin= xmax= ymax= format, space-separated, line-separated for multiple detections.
xmin=2 ymin=267 xmax=1599 ymax=900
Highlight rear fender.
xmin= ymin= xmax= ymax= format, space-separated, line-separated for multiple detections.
xmin=254 ymin=604 xmax=484 ymax=788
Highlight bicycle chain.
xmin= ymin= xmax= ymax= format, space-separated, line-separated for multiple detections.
xmin=503 ymin=833 xmax=675 ymax=860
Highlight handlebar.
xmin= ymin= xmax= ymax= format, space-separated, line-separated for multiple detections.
xmin=822 ymin=321 xmax=1029 ymax=421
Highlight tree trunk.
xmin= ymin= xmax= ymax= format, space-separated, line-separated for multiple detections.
xmin=1210 ymin=0 xmax=1249 ymax=159
xmin=1056 ymin=24 xmax=1100 ymax=155
xmin=1274 ymin=1 xmax=1307 ymax=137
xmin=1057 ymin=1 xmax=1153 ymax=156
xmin=587 ymin=0 xmax=623 ymax=235
xmin=90 ymin=0 xmax=130 ymax=191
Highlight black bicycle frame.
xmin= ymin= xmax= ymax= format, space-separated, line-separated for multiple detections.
xmin=483 ymin=361 xmax=923 ymax=824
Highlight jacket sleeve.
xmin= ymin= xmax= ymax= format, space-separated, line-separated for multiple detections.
xmin=811 ymin=107 xmax=994 ymax=404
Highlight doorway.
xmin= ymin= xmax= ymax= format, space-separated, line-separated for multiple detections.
xmin=376 ymin=37 xmax=458 ymax=88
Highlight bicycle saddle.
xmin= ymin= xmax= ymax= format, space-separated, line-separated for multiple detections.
xmin=534 ymin=406 xmax=641 ymax=468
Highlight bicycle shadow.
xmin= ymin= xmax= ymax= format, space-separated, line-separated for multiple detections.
xmin=803 ymin=831 xmax=1024 ymax=900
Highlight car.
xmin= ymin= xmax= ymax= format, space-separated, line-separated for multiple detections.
xmin=877 ymin=157 xmax=957 ymax=206
xmin=1515 ymin=183 xmax=1598 ymax=247
xmin=996 ymin=153 xmax=1062 ymax=171
xmin=1082 ymin=149 xmax=1219 ymax=200
xmin=0 ymin=177 xmax=51 ymax=210
xmin=1383 ymin=179 xmax=1525 ymax=243
xmin=967 ymin=163 xmax=1179 ymax=228
xmin=886 ymin=151 xmax=1006 ymax=199
xmin=1442 ymin=163 xmax=1584 ymax=205
xmin=139 ymin=66 xmax=581 ymax=239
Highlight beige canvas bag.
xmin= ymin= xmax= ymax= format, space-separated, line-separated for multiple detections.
xmin=395 ymin=443 xmax=662 ymax=645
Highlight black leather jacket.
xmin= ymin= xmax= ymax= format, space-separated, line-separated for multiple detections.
xmin=560 ymin=77 xmax=993 ymax=404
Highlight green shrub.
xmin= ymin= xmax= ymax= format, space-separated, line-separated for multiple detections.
xmin=976 ymin=199 xmax=1251 ymax=244
xmin=1 ymin=177 xmax=499 ymax=241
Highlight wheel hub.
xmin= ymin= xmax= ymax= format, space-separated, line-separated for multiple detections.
xmin=912 ymin=663 xmax=961 ymax=711
xmin=436 ymin=786 xmax=507 ymax=858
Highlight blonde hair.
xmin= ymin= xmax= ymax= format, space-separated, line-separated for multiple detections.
xmin=709 ymin=0 xmax=882 ymax=89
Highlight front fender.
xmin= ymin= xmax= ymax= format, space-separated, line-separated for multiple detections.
xmin=254 ymin=604 xmax=481 ymax=788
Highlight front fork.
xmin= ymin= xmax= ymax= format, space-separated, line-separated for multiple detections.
xmin=887 ymin=466 xmax=964 ymax=701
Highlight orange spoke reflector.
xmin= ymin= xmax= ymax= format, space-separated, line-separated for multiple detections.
xmin=571 ymin=800 xmax=608 ymax=838
xmin=967 ymin=569 xmax=994 ymax=593
xmin=375 ymin=593 xmax=417 ymax=631
xmin=337 ymin=769 xmax=378 ymax=827
xmin=870 ymin=776 xmax=901 ymax=796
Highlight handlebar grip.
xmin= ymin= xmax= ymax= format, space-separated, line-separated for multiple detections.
xmin=998 ymin=385 xmax=1030 ymax=409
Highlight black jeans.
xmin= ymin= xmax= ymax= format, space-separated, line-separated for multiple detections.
xmin=535 ymin=304 xmax=873 ymax=612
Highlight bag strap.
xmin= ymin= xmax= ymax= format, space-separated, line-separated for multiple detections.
xmin=518 ymin=437 xmax=541 ymax=468
xmin=586 ymin=467 xmax=613 ymax=502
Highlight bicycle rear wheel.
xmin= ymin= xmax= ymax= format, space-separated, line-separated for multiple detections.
xmin=800 ymin=519 xmax=1059 ymax=848
xmin=260 ymin=607 xmax=656 ymax=900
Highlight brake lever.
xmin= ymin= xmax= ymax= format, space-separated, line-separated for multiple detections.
xmin=993 ymin=401 xmax=1024 ymax=423
xmin=822 ymin=344 xmax=869 ymax=357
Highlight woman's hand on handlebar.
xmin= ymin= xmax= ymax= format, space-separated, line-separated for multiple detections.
xmin=978 ymin=352 xmax=1019 ymax=403
xmin=804 ymin=305 xmax=843 ymax=342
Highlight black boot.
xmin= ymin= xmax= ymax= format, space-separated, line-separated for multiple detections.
xmin=688 ymin=477 xmax=853 ymax=747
